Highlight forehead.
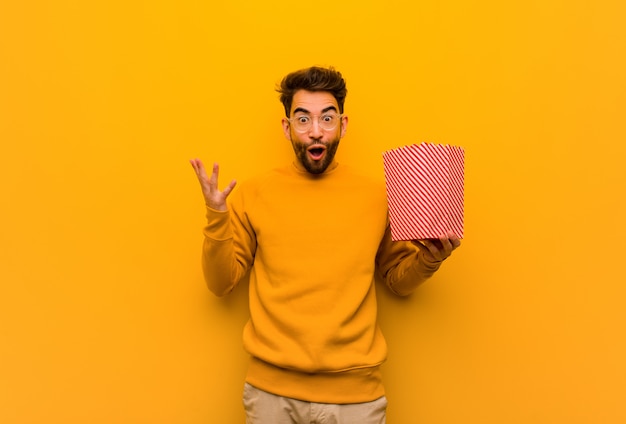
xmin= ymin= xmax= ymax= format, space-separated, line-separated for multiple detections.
xmin=291 ymin=90 xmax=338 ymax=114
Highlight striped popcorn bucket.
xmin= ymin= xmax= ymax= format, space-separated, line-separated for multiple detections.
xmin=383 ymin=143 xmax=465 ymax=241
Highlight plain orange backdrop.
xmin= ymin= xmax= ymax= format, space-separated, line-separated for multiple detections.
xmin=1 ymin=1 xmax=625 ymax=423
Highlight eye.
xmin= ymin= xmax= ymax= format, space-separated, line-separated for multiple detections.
xmin=321 ymin=114 xmax=335 ymax=123
xmin=296 ymin=116 xmax=310 ymax=124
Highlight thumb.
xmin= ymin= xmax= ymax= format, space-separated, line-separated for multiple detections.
xmin=222 ymin=179 xmax=237 ymax=197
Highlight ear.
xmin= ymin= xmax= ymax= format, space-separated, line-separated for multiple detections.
xmin=340 ymin=115 xmax=349 ymax=138
xmin=281 ymin=118 xmax=292 ymax=141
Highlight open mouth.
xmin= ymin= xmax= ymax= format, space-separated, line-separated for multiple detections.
xmin=307 ymin=145 xmax=326 ymax=161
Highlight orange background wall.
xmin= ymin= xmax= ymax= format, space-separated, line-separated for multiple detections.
xmin=1 ymin=1 xmax=625 ymax=423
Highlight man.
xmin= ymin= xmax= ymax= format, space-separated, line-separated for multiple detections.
xmin=190 ymin=66 xmax=461 ymax=423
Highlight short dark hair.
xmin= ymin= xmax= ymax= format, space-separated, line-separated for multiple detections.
xmin=277 ymin=66 xmax=347 ymax=117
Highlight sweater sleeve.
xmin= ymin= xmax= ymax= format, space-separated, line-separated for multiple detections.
xmin=201 ymin=190 xmax=256 ymax=297
xmin=375 ymin=224 xmax=443 ymax=297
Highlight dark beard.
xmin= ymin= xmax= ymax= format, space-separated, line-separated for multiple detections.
xmin=292 ymin=140 xmax=340 ymax=174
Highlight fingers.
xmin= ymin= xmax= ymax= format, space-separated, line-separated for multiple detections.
xmin=222 ymin=179 xmax=237 ymax=197
xmin=189 ymin=159 xmax=216 ymax=187
xmin=413 ymin=231 xmax=461 ymax=263
xmin=189 ymin=159 xmax=237 ymax=211
xmin=190 ymin=160 xmax=227 ymax=187
xmin=210 ymin=162 xmax=219 ymax=187
xmin=437 ymin=232 xmax=453 ymax=255
xmin=446 ymin=231 xmax=462 ymax=249
xmin=190 ymin=158 xmax=208 ymax=181
xmin=413 ymin=239 xmax=443 ymax=262
xmin=207 ymin=162 xmax=236 ymax=194
xmin=189 ymin=158 xmax=202 ymax=172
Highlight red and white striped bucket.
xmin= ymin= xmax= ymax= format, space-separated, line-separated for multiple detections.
xmin=383 ymin=143 xmax=465 ymax=241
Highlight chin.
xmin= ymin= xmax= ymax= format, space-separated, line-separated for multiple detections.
xmin=307 ymin=166 xmax=326 ymax=175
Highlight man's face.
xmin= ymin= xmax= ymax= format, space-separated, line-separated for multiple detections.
xmin=282 ymin=90 xmax=348 ymax=174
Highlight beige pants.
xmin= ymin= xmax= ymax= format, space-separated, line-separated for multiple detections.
xmin=243 ymin=383 xmax=387 ymax=424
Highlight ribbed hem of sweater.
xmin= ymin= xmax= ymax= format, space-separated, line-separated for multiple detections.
xmin=245 ymin=357 xmax=385 ymax=404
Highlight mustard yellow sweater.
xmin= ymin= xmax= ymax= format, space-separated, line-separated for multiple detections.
xmin=202 ymin=162 xmax=442 ymax=404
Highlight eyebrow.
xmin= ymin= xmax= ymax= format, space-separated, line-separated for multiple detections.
xmin=293 ymin=105 xmax=338 ymax=115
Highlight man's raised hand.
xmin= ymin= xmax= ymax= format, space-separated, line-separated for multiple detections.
xmin=189 ymin=159 xmax=237 ymax=211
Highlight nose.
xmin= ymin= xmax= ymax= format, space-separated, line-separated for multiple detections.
xmin=308 ymin=118 xmax=323 ymax=138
